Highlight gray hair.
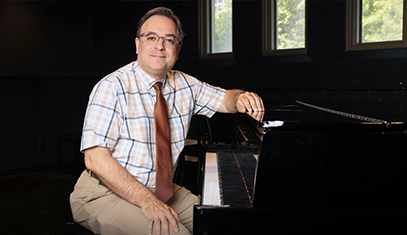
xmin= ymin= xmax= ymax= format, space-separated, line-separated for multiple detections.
xmin=136 ymin=7 xmax=185 ymax=45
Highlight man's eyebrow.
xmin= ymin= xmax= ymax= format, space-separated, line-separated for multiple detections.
xmin=165 ymin=33 xmax=178 ymax=38
xmin=143 ymin=31 xmax=155 ymax=35
xmin=146 ymin=31 xmax=177 ymax=38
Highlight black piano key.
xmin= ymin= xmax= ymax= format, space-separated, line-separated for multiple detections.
xmin=216 ymin=151 xmax=256 ymax=206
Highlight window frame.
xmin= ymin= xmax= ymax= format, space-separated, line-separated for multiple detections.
xmin=346 ymin=0 xmax=407 ymax=51
xmin=198 ymin=0 xmax=234 ymax=59
xmin=262 ymin=0 xmax=308 ymax=56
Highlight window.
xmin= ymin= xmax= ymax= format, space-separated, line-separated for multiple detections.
xmin=263 ymin=0 xmax=307 ymax=55
xmin=347 ymin=0 xmax=407 ymax=51
xmin=199 ymin=0 xmax=233 ymax=58
xmin=215 ymin=0 xmax=227 ymax=13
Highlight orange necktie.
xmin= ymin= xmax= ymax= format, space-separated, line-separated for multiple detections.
xmin=153 ymin=82 xmax=173 ymax=202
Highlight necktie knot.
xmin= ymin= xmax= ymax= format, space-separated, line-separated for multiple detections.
xmin=153 ymin=82 xmax=163 ymax=91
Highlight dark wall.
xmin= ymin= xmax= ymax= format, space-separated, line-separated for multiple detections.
xmin=1 ymin=0 xmax=407 ymax=172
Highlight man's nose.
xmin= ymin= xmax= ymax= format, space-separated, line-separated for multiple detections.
xmin=154 ymin=37 xmax=166 ymax=50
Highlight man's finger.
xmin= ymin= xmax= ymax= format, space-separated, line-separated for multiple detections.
xmin=168 ymin=208 xmax=180 ymax=233
xmin=237 ymin=92 xmax=258 ymax=113
xmin=170 ymin=208 xmax=181 ymax=222
xmin=248 ymin=110 xmax=265 ymax=121
xmin=154 ymin=220 xmax=161 ymax=235
xmin=247 ymin=92 xmax=263 ymax=112
xmin=147 ymin=219 xmax=154 ymax=235
xmin=161 ymin=219 xmax=170 ymax=235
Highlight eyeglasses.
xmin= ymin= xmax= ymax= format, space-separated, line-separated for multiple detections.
xmin=140 ymin=32 xmax=179 ymax=48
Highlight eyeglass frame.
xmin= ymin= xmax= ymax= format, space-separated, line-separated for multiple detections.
xmin=139 ymin=32 xmax=180 ymax=48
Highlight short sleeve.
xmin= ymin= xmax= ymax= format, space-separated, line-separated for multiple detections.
xmin=80 ymin=79 xmax=123 ymax=152
xmin=194 ymin=81 xmax=226 ymax=117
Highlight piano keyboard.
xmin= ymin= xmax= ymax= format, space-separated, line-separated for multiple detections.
xmin=202 ymin=151 xmax=258 ymax=206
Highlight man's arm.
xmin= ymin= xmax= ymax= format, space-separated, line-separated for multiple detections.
xmin=84 ymin=146 xmax=180 ymax=235
xmin=217 ymin=89 xmax=265 ymax=120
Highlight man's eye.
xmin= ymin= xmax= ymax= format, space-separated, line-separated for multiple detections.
xmin=165 ymin=38 xmax=175 ymax=44
xmin=147 ymin=36 xmax=157 ymax=41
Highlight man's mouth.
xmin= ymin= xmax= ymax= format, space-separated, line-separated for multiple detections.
xmin=151 ymin=54 xmax=166 ymax=58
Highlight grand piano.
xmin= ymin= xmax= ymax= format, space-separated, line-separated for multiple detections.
xmin=194 ymin=102 xmax=407 ymax=234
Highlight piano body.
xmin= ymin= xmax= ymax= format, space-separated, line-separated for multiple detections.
xmin=194 ymin=103 xmax=407 ymax=234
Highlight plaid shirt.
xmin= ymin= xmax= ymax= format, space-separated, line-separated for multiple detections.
xmin=81 ymin=61 xmax=226 ymax=189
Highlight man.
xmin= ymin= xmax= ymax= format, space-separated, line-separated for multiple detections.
xmin=70 ymin=7 xmax=264 ymax=235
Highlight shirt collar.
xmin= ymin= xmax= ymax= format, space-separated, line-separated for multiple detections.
xmin=133 ymin=61 xmax=172 ymax=91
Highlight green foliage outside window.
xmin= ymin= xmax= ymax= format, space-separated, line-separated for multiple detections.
xmin=213 ymin=0 xmax=233 ymax=53
xmin=277 ymin=0 xmax=305 ymax=50
xmin=362 ymin=0 xmax=404 ymax=43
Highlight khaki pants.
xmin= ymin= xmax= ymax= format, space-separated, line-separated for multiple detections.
xmin=70 ymin=170 xmax=198 ymax=235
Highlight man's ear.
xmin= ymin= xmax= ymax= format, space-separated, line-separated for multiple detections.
xmin=177 ymin=45 xmax=182 ymax=59
xmin=135 ymin=37 xmax=139 ymax=54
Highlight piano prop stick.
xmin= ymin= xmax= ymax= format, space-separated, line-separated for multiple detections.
xmin=296 ymin=100 xmax=389 ymax=126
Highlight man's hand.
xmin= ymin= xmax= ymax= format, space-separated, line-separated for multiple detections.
xmin=236 ymin=91 xmax=265 ymax=121
xmin=141 ymin=194 xmax=181 ymax=235
xmin=218 ymin=90 xmax=265 ymax=121
xmin=84 ymin=146 xmax=181 ymax=235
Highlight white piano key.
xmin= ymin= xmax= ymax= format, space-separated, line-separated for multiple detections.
xmin=202 ymin=152 xmax=221 ymax=205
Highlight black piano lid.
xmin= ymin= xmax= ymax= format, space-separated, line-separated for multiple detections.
xmin=193 ymin=104 xmax=407 ymax=234
xmin=250 ymin=103 xmax=407 ymax=211
xmin=193 ymin=103 xmax=407 ymax=234
xmin=253 ymin=124 xmax=407 ymax=211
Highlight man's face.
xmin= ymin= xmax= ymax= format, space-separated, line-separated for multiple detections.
xmin=135 ymin=15 xmax=181 ymax=80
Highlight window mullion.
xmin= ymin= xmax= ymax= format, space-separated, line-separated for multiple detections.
xmin=272 ymin=0 xmax=278 ymax=50
xmin=357 ymin=0 xmax=362 ymax=44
